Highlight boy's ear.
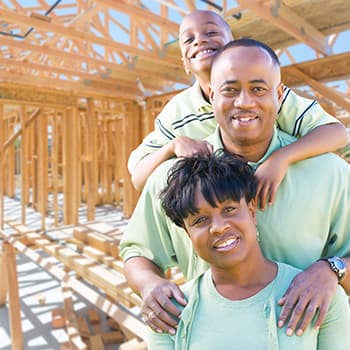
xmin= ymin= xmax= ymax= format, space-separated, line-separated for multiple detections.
xmin=181 ymin=57 xmax=191 ymax=75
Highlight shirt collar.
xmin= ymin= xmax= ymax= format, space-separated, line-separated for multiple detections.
xmin=189 ymin=80 xmax=212 ymax=114
xmin=210 ymin=125 xmax=282 ymax=169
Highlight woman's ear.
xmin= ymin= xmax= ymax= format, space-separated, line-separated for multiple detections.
xmin=248 ymin=199 xmax=257 ymax=225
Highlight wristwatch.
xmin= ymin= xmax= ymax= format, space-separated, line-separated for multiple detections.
xmin=320 ymin=256 xmax=346 ymax=281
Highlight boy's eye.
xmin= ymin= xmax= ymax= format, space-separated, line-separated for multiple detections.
xmin=183 ymin=37 xmax=193 ymax=44
xmin=207 ymin=31 xmax=218 ymax=36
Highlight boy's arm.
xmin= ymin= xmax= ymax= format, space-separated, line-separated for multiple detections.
xmin=131 ymin=136 xmax=213 ymax=191
xmin=256 ymin=122 xmax=349 ymax=209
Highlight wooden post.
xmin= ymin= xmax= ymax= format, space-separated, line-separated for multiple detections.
xmin=85 ymin=98 xmax=98 ymax=221
xmin=122 ymin=102 xmax=141 ymax=218
xmin=37 ymin=110 xmax=48 ymax=230
xmin=0 ymin=252 xmax=8 ymax=306
xmin=63 ymin=106 xmax=79 ymax=225
xmin=20 ymin=106 xmax=28 ymax=225
xmin=3 ymin=242 xmax=23 ymax=350
xmin=0 ymin=103 xmax=4 ymax=229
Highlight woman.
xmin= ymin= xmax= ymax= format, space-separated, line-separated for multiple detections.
xmin=147 ymin=152 xmax=350 ymax=349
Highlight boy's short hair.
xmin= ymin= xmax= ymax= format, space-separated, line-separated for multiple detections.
xmin=160 ymin=151 xmax=257 ymax=229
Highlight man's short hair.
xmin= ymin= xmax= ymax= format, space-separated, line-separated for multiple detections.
xmin=160 ymin=152 xmax=258 ymax=229
xmin=211 ymin=38 xmax=280 ymax=73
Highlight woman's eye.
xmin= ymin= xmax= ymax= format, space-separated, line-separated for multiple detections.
xmin=192 ymin=216 xmax=207 ymax=226
xmin=224 ymin=206 xmax=235 ymax=213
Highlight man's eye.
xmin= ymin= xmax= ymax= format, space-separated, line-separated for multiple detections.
xmin=253 ymin=87 xmax=267 ymax=92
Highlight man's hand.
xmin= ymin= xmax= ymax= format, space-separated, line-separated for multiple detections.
xmin=255 ymin=150 xmax=289 ymax=210
xmin=141 ymin=278 xmax=187 ymax=335
xmin=172 ymin=136 xmax=213 ymax=158
xmin=278 ymin=260 xmax=338 ymax=336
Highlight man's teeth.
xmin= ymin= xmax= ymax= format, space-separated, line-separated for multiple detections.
xmin=216 ymin=237 xmax=237 ymax=248
xmin=236 ymin=116 xmax=255 ymax=122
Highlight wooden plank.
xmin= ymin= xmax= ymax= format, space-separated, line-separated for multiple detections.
xmin=0 ymin=252 xmax=8 ymax=306
xmin=1 ymin=232 xmax=147 ymax=340
xmin=3 ymin=242 xmax=23 ymax=350
xmin=62 ymin=283 xmax=88 ymax=350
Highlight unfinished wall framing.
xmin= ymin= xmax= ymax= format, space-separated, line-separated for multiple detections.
xmin=0 ymin=84 xmax=146 ymax=229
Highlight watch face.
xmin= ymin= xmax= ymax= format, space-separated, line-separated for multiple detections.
xmin=334 ymin=258 xmax=346 ymax=270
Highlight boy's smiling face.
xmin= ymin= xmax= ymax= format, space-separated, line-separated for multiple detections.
xmin=179 ymin=10 xmax=233 ymax=76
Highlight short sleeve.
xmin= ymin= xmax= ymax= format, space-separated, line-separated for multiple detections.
xmin=317 ymin=286 xmax=350 ymax=349
xmin=277 ymin=88 xmax=339 ymax=138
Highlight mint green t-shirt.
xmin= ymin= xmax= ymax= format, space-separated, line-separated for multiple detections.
xmin=120 ymin=127 xmax=350 ymax=280
xmin=128 ymin=81 xmax=339 ymax=173
xmin=147 ymin=263 xmax=350 ymax=350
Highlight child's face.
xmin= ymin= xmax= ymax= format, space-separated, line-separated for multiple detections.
xmin=183 ymin=187 xmax=258 ymax=270
xmin=179 ymin=11 xmax=232 ymax=76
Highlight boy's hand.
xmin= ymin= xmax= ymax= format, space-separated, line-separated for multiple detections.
xmin=255 ymin=151 xmax=289 ymax=210
xmin=172 ymin=136 xmax=213 ymax=158
xmin=141 ymin=278 xmax=187 ymax=335
xmin=277 ymin=260 xmax=338 ymax=336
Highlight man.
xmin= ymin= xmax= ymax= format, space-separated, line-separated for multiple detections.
xmin=128 ymin=10 xmax=349 ymax=213
xmin=121 ymin=39 xmax=350 ymax=337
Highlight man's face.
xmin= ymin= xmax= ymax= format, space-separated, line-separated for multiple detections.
xmin=209 ymin=46 xmax=284 ymax=150
xmin=179 ymin=11 xmax=233 ymax=76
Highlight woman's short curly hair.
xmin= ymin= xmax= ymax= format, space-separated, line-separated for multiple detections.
xmin=160 ymin=151 xmax=257 ymax=229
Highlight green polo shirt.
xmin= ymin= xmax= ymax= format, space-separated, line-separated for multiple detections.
xmin=121 ymin=127 xmax=350 ymax=280
xmin=147 ymin=263 xmax=350 ymax=350
xmin=128 ymin=81 xmax=340 ymax=173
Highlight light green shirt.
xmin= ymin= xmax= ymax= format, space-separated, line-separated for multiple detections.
xmin=128 ymin=81 xmax=339 ymax=173
xmin=120 ymin=127 xmax=350 ymax=280
xmin=148 ymin=263 xmax=350 ymax=350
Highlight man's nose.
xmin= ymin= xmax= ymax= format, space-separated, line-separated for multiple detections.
xmin=234 ymin=90 xmax=255 ymax=108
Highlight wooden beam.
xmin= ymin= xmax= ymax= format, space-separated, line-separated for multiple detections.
xmin=0 ymin=8 xmax=182 ymax=68
xmin=95 ymin=0 xmax=179 ymax=33
xmin=236 ymin=0 xmax=331 ymax=55
xmin=0 ymin=37 xmax=189 ymax=86
xmin=287 ymin=66 xmax=350 ymax=113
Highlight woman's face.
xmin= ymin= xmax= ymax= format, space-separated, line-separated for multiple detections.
xmin=184 ymin=186 xmax=258 ymax=270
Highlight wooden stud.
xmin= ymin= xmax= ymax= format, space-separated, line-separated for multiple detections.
xmin=3 ymin=242 xmax=23 ymax=350
xmin=0 ymin=252 xmax=8 ymax=306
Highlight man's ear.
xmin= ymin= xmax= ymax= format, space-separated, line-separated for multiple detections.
xmin=277 ymin=82 xmax=284 ymax=104
xmin=208 ymin=84 xmax=214 ymax=104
